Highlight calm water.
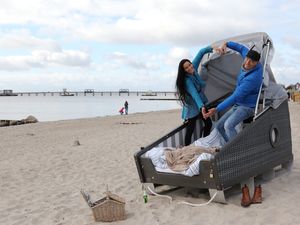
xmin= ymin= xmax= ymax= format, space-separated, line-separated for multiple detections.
xmin=0 ymin=93 xmax=181 ymax=121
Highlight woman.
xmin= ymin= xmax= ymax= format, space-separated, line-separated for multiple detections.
xmin=176 ymin=45 xmax=216 ymax=146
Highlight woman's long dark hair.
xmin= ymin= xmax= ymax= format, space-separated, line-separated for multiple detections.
xmin=176 ymin=59 xmax=191 ymax=106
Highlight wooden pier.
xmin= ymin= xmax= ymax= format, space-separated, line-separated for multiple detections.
xmin=14 ymin=91 xmax=177 ymax=97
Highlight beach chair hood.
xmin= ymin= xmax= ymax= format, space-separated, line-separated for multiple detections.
xmin=200 ymin=32 xmax=287 ymax=109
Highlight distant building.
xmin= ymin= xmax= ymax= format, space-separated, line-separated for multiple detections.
xmin=0 ymin=90 xmax=18 ymax=96
xmin=286 ymin=82 xmax=300 ymax=91
xmin=60 ymin=88 xmax=74 ymax=96
xmin=84 ymin=89 xmax=94 ymax=94
xmin=119 ymin=89 xmax=129 ymax=93
xmin=141 ymin=90 xmax=157 ymax=96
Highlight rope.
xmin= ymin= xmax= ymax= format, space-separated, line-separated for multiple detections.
xmin=146 ymin=186 xmax=173 ymax=202
xmin=177 ymin=191 xmax=218 ymax=207
xmin=145 ymin=185 xmax=218 ymax=206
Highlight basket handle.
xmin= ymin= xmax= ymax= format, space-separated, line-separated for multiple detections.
xmin=80 ymin=189 xmax=93 ymax=207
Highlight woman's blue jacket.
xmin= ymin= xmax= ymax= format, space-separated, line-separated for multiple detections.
xmin=182 ymin=46 xmax=212 ymax=119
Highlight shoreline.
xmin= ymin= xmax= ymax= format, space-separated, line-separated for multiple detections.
xmin=0 ymin=102 xmax=299 ymax=225
xmin=0 ymin=108 xmax=181 ymax=124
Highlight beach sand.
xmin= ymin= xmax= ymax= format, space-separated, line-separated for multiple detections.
xmin=0 ymin=103 xmax=299 ymax=225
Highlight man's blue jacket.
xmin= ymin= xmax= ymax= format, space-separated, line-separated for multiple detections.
xmin=216 ymin=41 xmax=263 ymax=112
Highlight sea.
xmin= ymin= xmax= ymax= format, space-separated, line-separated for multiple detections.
xmin=0 ymin=92 xmax=181 ymax=122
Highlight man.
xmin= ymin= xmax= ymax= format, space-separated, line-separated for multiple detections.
xmin=124 ymin=101 xmax=129 ymax=115
xmin=203 ymin=41 xmax=263 ymax=142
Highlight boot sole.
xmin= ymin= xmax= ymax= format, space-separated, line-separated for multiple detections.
xmin=241 ymin=202 xmax=252 ymax=207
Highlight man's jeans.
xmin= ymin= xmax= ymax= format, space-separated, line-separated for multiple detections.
xmin=215 ymin=105 xmax=254 ymax=142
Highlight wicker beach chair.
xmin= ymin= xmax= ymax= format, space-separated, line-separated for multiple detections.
xmin=134 ymin=32 xmax=293 ymax=203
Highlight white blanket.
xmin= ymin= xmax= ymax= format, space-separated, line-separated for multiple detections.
xmin=144 ymin=128 xmax=226 ymax=176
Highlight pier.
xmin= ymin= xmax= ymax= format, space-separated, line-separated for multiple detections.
xmin=14 ymin=91 xmax=177 ymax=97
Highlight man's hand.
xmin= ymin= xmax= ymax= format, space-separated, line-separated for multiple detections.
xmin=214 ymin=47 xmax=223 ymax=54
xmin=203 ymin=107 xmax=217 ymax=119
xmin=216 ymin=42 xmax=227 ymax=55
xmin=207 ymin=108 xmax=217 ymax=117
xmin=220 ymin=42 xmax=227 ymax=54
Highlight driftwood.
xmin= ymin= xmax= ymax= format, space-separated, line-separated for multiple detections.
xmin=0 ymin=115 xmax=38 ymax=127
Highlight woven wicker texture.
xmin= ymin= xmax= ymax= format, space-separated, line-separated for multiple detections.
xmin=215 ymin=100 xmax=292 ymax=188
xmin=81 ymin=189 xmax=126 ymax=222
xmin=134 ymin=101 xmax=292 ymax=191
xmin=92 ymin=199 xmax=126 ymax=222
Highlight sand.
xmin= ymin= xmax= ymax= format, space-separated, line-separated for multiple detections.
xmin=0 ymin=103 xmax=300 ymax=225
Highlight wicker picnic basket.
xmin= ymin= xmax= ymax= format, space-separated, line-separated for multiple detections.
xmin=81 ymin=189 xmax=126 ymax=222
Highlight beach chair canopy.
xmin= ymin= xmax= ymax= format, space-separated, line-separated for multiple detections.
xmin=200 ymin=32 xmax=287 ymax=109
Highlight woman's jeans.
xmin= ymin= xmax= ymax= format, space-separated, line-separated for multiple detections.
xmin=185 ymin=113 xmax=212 ymax=146
xmin=215 ymin=105 xmax=254 ymax=142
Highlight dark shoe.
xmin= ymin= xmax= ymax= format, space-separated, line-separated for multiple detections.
xmin=241 ymin=184 xmax=252 ymax=207
xmin=252 ymin=185 xmax=262 ymax=204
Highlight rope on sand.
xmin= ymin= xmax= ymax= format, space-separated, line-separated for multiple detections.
xmin=146 ymin=186 xmax=173 ymax=202
xmin=146 ymin=185 xmax=218 ymax=206
xmin=177 ymin=191 xmax=217 ymax=207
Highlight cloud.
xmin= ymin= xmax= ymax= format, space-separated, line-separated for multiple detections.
xmin=33 ymin=50 xmax=91 ymax=67
xmin=0 ymin=0 xmax=268 ymax=45
xmin=0 ymin=0 xmax=297 ymax=48
xmin=0 ymin=56 xmax=43 ymax=71
xmin=0 ymin=29 xmax=61 ymax=51
xmin=282 ymin=36 xmax=300 ymax=49
xmin=0 ymin=0 xmax=300 ymax=91
xmin=106 ymin=52 xmax=159 ymax=70
xmin=72 ymin=0 xmax=268 ymax=46
xmin=164 ymin=47 xmax=192 ymax=66
xmin=0 ymin=72 xmax=89 ymax=91
xmin=272 ymin=49 xmax=300 ymax=86
xmin=273 ymin=66 xmax=300 ymax=86
xmin=0 ymin=50 xmax=91 ymax=71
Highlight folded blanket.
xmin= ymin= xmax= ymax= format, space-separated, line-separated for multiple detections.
xmin=164 ymin=145 xmax=217 ymax=172
xmin=144 ymin=128 xmax=225 ymax=176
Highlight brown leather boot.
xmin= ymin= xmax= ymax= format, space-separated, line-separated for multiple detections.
xmin=252 ymin=185 xmax=262 ymax=204
xmin=241 ymin=184 xmax=252 ymax=207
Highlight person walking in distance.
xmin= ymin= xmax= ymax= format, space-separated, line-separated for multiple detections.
xmin=124 ymin=101 xmax=129 ymax=115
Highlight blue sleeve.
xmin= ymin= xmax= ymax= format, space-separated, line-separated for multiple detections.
xmin=216 ymin=66 xmax=263 ymax=112
xmin=217 ymin=78 xmax=256 ymax=112
xmin=217 ymin=76 xmax=257 ymax=112
xmin=216 ymin=94 xmax=236 ymax=112
xmin=185 ymin=79 xmax=204 ymax=109
xmin=227 ymin=41 xmax=249 ymax=59
xmin=192 ymin=46 xmax=213 ymax=71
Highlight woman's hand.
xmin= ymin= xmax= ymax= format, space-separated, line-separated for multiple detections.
xmin=201 ymin=107 xmax=207 ymax=118
xmin=214 ymin=47 xmax=223 ymax=54
xmin=212 ymin=45 xmax=222 ymax=54
xmin=220 ymin=42 xmax=227 ymax=54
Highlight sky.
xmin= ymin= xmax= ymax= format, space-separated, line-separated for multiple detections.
xmin=0 ymin=0 xmax=299 ymax=92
